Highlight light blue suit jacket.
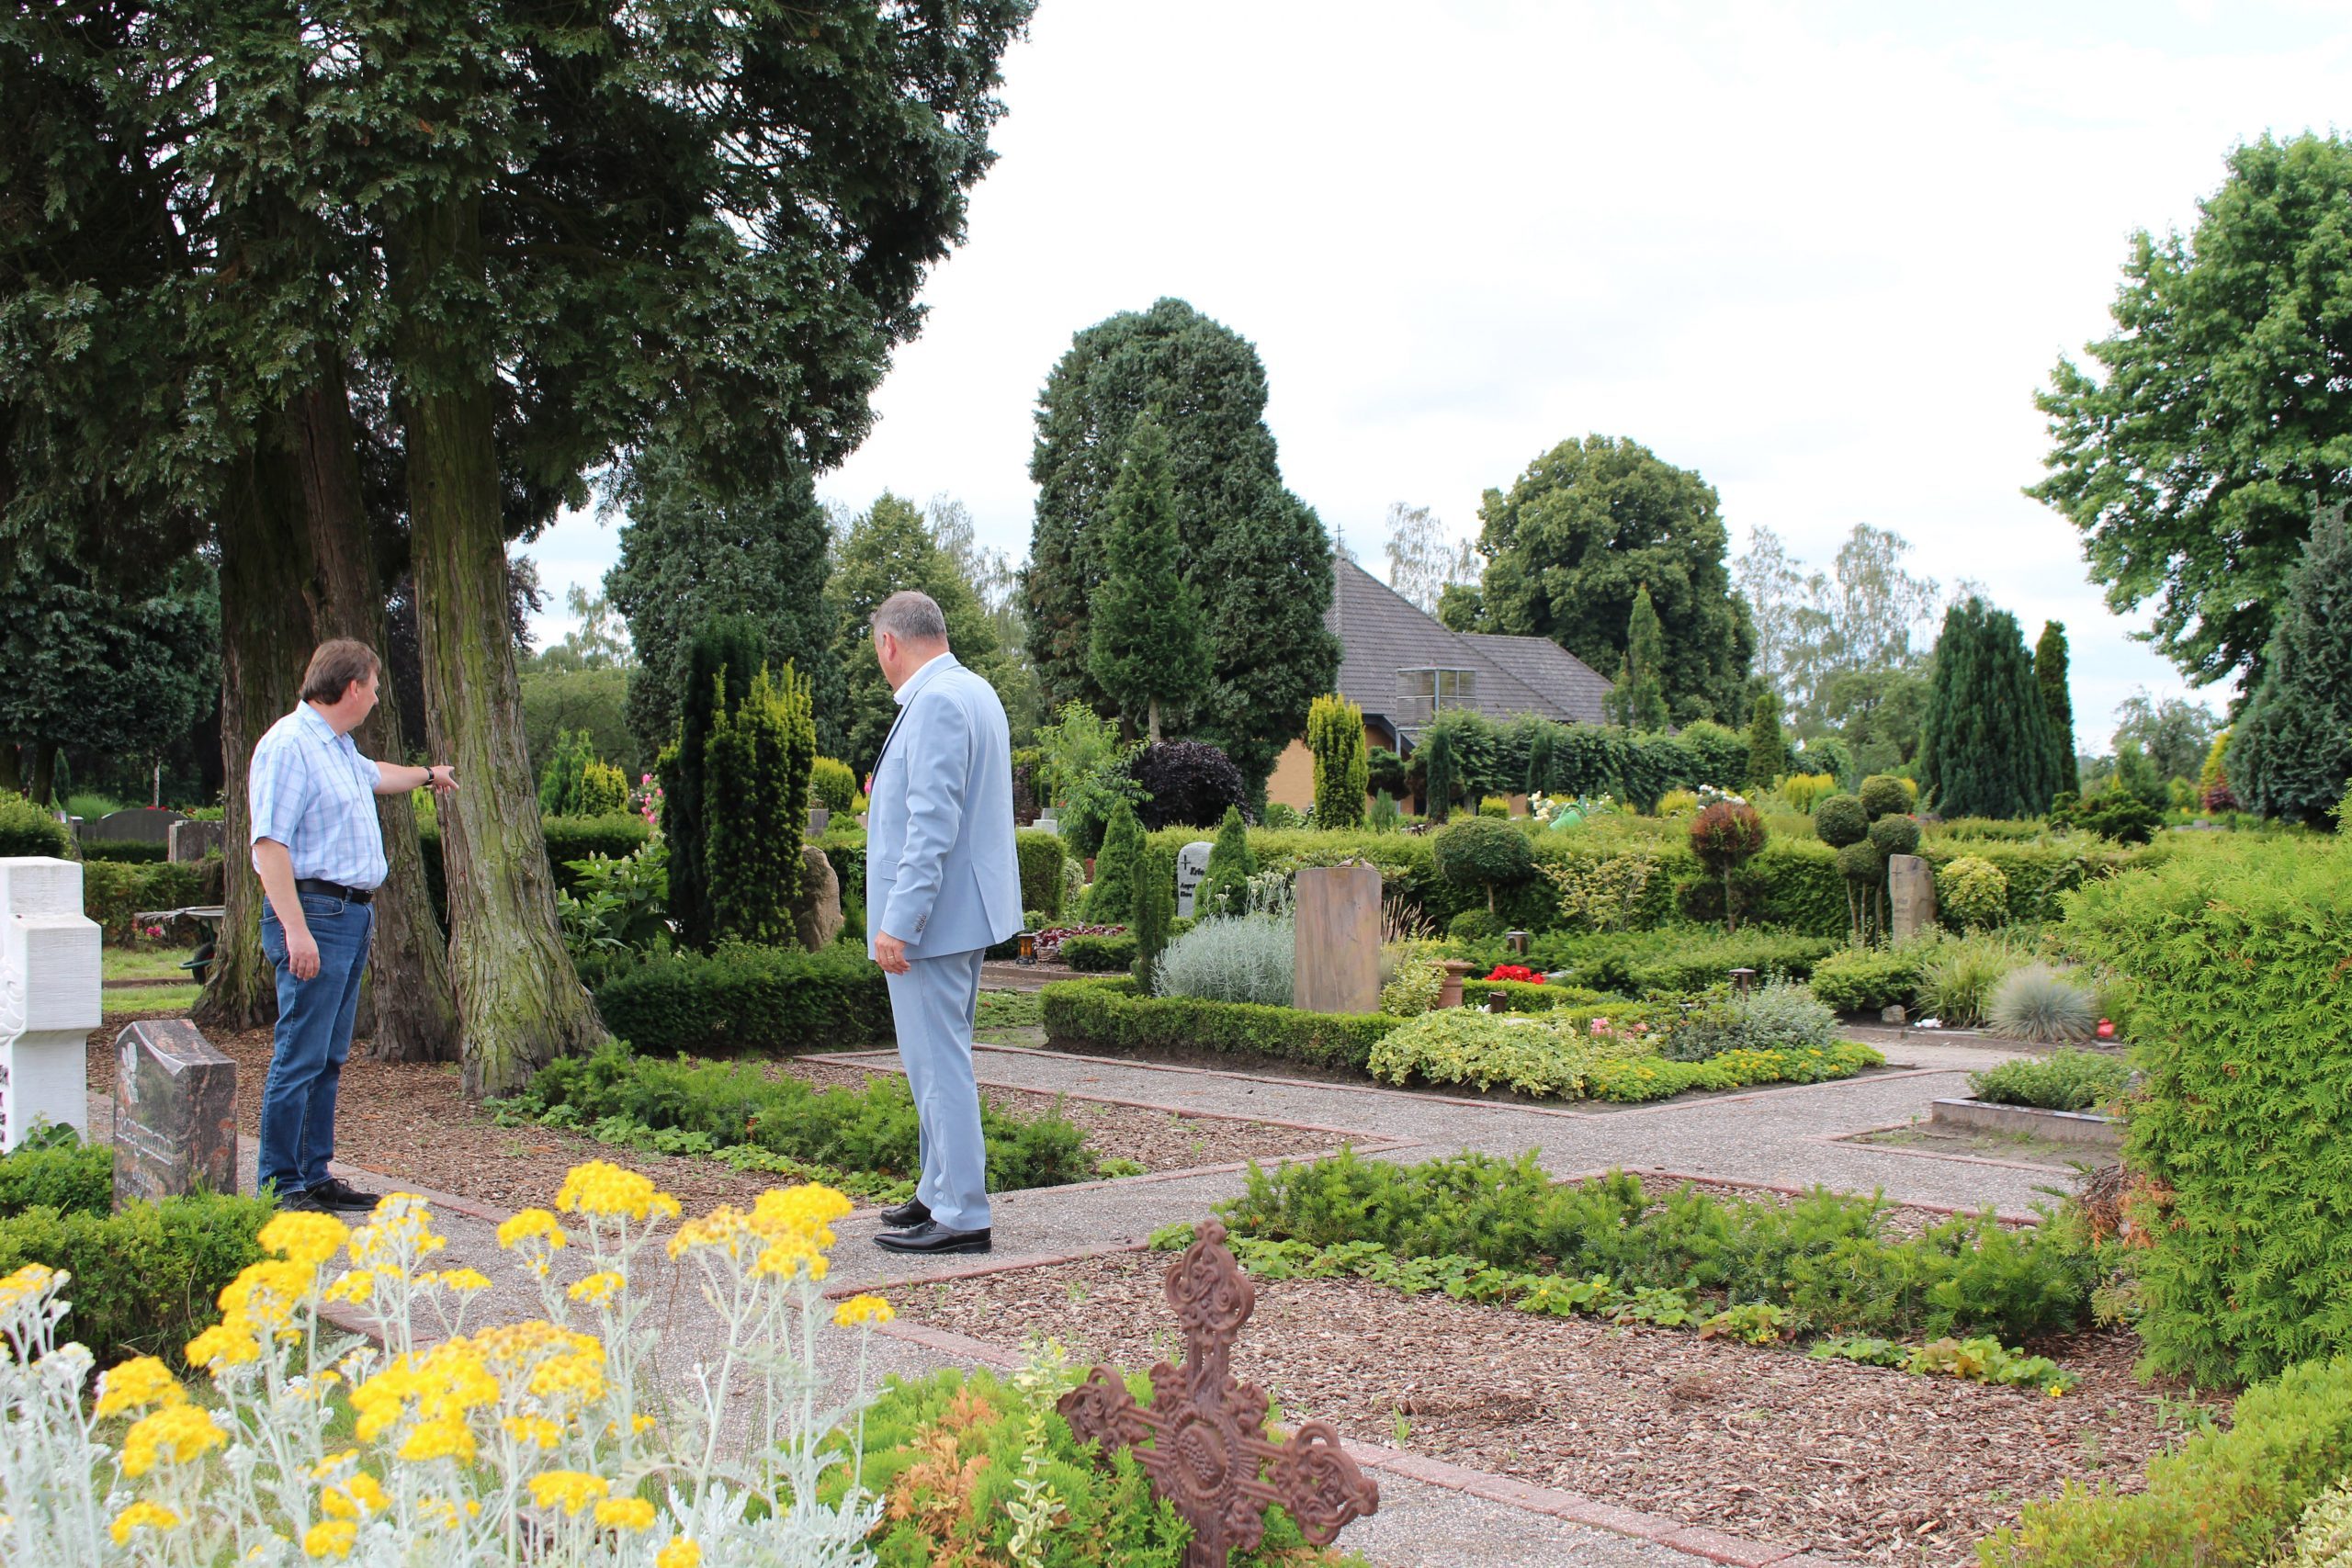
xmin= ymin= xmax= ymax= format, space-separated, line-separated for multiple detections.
xmin=866 ymin=652 xmax=1024 ymax=959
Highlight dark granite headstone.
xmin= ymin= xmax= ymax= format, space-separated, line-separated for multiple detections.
xmin=84 ymin=808 xmax=187 ymax=847
xmin=113 ymin=1020 xmax=237 ymax=1207
xmin=167 ymin=818 xmax=224 ymax=863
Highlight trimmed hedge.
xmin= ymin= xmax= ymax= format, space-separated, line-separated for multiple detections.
xmin=591 ymin=937 xmax=891 ymax=1055
xmin=2060 ymin=838 xmax=2352 ymax=1383
xmin=1980 ymin=1357 xmax=2352 ymax=1568
xmin=1142 ymin=823 xmax=2141 ymax=939
xmin=81 ymin=839 xmax=170 ymax=863
xmin=1016 ymin=829 xmax=1066 ymax=921
xmin=1520 ymin=928 xmax=1840 ymax=993
xmin=83 ymin=858 xmax=221 ymax=943
xmin=1061 ymin=932 xmax=1136 ymax=973
xmin=0 ymin=1188 xmax=271 ymax=1369
xmin=1807 ymin=945 xmax=1928 ymax=1014
xmin=1040 ymin=975 xmax=1398 ymax=1072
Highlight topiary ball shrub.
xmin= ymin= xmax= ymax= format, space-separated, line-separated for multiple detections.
xmin=1448 ymin=908 xmax=1506 ymax=941
xmin=1859 ymin=774 xmax=1912 ymax=820
xmin=1813 ymin=794 xmax=1869 ymax=848
xmin=1986 ymin=964 xmax=2098 ymax=1044
xmin=1121 ymin=740 xmax=1247 ymax=830
xmin=1432 ymin=817 xmax=1536 ymax=913
xmin=1835 ymin=840 xmax=1883 ymax=884
xmin=1866 ymin=815 xmax=1921 ymax=858
xmin=1939 ymin=855 xmax=2009 ymax=929
xmin=1690 ymin=799 xmax=1769 ymax=932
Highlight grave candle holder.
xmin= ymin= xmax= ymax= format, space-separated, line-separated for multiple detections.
xmin=1016 ymin=931 xmax=1036 ymax=966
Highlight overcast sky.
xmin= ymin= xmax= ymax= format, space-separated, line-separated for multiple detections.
xmin=520 ymin=0 xmax=2352 ymax=753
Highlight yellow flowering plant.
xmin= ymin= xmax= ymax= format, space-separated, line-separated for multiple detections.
xmin=0 ymin=1163 xmax=896 ymax=1565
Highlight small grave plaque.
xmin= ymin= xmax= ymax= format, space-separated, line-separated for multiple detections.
xmin=1293 ymin=863 xmax=1381 ymax=1014
xmin=113 ymin=1020 xmax=237 ymax=1206
xmin=0 ymin=857 xmax=100 ymax=1151
xmin=167 ymin=818 xmax=224 ymax=863
xmin=1173 ymin=840 xmax=1216 ymax=919
xmin=1059 ymin=1217 xmax=1378 ymax=1568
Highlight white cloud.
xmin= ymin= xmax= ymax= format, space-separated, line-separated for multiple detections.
xmin=528 ymin=1 xmax=2352 ymax=752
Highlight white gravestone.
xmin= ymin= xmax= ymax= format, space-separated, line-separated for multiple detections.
xmin=0 ymin=858 xmax=101 ymax=1150
xmin=1174 ymin=840 xmax=1216 ymax=919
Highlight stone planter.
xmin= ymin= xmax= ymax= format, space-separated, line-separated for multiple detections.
xmin=1928 ymin=1098 xmax=2121 ymax=1149
xmin=1436 ymin=959 xmax=1480 ymax=1010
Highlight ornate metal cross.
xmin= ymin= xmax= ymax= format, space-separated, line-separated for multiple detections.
xmin=1057 ymin=1217 xmax=1380 ymax=1568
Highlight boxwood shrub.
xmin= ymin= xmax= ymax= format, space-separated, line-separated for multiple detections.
xmin=1060 ymin=932 xmax=1136 ymax=973
xmin=1806 ymin=944 xmax=1929 ymax=1014
xmin=80 ymin=839 xmax=170 ymax=863
xmin=2060 ymin=838 xmax=2352 ymax=1383
xmin=591 ymin=937 xmax=891 ymax=1055
xmin=82 ymin=859 xmax=221 ymax=943
xmin=1015 ymin=829 xmax=1066 ymax=921
xmin=1519 ymin=928 xmax=1840 ymax=993
xmin=0 ymin=1186 xmax=271 ymax=1369
xmin=0 ymin=793 xmax=74 ymax=857
xmin=0 ymin=1137 xmax=113 ymax=1218
xmin=1040 ymin=975 xmax=1397 ymax=1072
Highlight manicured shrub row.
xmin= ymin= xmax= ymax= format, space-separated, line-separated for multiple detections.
xmin=1039 ymin=976 xmax=1397 ymax=1071
xmin=1981 ymin=1357 xmax=2352 ymax=1567
xmin=80 ymin=839 xmax=170 ymax=863
xmin=591 ymin=938 xmax=891 ymax=1055
xmin=1139 ymin=824 xmax=2140 ymax=939
xmin=828 ymin=1367 xmax=1351 ymax=1567
xmin=1967 ymin=1050 xmax=2131 ymax=1113
xmin=1060 ymin=931 xmax=1136 ymax=972
xmin=0 ymin=1185 xmax=271 ymax=1369
xmin=1518 ymin=927 xmax=1840 ymax=993
xmin=1464 ymin=978 xmax=1609 ymax=1012
xmin=508 ymin=1041 xmax=1092 ymax=1193
xmin=2060 ymin=838 xmax=2352 ymax=1383
xmin=1216 ymin=1154 xmax=2093 ymax=1346
xmin=1365 ymin=1007 xmax=1882 ymax=1101
xmin=1806 ymin=943 xmax=1928 ymax=1013
xmin=82 ymin=858 xmax=221 ymax=942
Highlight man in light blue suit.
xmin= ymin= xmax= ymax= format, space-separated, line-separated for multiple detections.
xmin=864 ymin=591 xmax=1023 ymax=1255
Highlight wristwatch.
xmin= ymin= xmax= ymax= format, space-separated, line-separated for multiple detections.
xmin=420 ymin=764 xmax=443 ymax=790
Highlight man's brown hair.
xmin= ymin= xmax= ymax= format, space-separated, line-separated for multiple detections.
xmin=300 ymin=638 xmax=382 ymax=705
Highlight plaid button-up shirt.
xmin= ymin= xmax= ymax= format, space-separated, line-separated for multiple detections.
xmin=248 ymin=705 xmax=388 ymax=889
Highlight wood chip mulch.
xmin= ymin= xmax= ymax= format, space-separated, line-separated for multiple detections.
xmin=85 ymin=1014 xmax=1334 ymax=1216
xmin=896 ymin=1249 xmax=2222 ymax=1567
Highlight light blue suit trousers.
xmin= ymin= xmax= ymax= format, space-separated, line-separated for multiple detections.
xmin=865 ymin=652 xmax=1023 ymax=1232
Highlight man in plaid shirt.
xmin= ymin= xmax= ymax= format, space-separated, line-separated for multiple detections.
xmin=247 ymin=639 xmax=456 ymax=1213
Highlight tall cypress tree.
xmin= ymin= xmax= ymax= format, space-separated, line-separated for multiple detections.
xmin=1746 ymin=692 xmax=1785 ymax=790
xmin=2232 ymin=511 xmax=2352 ymax=826
xmin=662 ymin=615 xmax=764 ymax=948
xmin=1088 ymin=415 xmax=1209 ymax=742
xmin=2035 ymin=622 xmax=2078 ymax=795
xmin=1919 ymin=599 xmax=2060 ymax=819
xmin=705 ymin=664 xmax=817 ymax=945
xmin=1025 ymin=299 xmax=1340 ymax=794
xmin=1605 ymin=586 xmax=1671 ymax=731
xmin=1306 ymin=694 xmax=1369 ymax=829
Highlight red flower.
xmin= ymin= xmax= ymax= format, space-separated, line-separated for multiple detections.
xmin=1484 ymin=964 xmax=1541 ymax=985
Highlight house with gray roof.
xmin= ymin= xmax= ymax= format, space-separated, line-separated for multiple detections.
xmin=1264 ymin=557 xmax=1612 ymax=808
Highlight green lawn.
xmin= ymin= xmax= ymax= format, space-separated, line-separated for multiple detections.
xmin=103 ymin=984 xmax=200 ymax=1018
xmin=104 ymin=947 xmax=201 ymax=983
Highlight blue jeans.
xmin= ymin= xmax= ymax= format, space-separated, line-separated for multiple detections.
xmin=257 ymin=891 xmax=373 ymax=1195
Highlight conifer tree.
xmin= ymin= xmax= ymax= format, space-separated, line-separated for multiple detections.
xmin=1306 ymin=694 xmax=1369 ymax=829
xmin=1605 ymin=587 xmax=1672 ymax=731
xmin=705 ymin=664 xmax=817 ymax=945
xmin=1421 ymin=725 xmax=1458 ymax=823
xmin=662 ymin=616 xmax=764 ymax=948
xmin=1131 ymin=843 xmax=1178 ymax=992
xmin=1918 ymin=599 xmax=2061 ymax=819
xmin=1198 ymin=807 xmax=1257 ymax=918
xmin=1088 ymin=416 xmax=1209 ymax=742
xmin=2035 ymin=622 xmax=2078 ymax=795
xmin=1525 ymin=722 xmax=1556 ymax=795
xmin=1746 ymin=692 xmax=1785 ymax=791
xmin=1088 ymin=800 xmax=1145 ymax=924
xmin=2231 ymin=511 xmax=2352 ymax=826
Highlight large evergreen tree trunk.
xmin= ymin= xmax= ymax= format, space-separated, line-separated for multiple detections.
xmin=393 ymin=195 xmax=606 ymax=1097
xmin=197 ymin=442 xmax=313 ymax=1032
xmin=291 ymin=356 xmax=460 ymax=1062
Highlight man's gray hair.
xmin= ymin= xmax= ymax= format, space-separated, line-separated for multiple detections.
xmin=872 ymin=590 xmax=950 ymax=645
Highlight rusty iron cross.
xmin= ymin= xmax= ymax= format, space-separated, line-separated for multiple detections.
xmin=1057 ymin=1216 xmax=1379 ymax=1568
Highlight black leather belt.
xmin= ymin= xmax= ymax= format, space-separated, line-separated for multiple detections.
xmin=294 ymin=877 xmax=375 ymax=905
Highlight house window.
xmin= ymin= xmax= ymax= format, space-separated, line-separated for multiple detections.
xmin=1395 ymin=668 xmax=1476 ymax=728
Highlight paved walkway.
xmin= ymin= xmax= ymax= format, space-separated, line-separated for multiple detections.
xmin=114 ymin=1019 xmax=2059 ymax=1568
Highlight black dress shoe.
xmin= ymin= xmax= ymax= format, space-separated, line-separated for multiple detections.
xmin=879 ymin=1196 xmax=932 ymax=1229
xmin=873 ymin=1221 xmax=991 ymax=1256
xmin=307 ymin=1177 xmax=381 ymax=1213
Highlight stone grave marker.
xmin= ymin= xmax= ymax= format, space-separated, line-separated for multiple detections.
xmin=1173 ymin=840 xmax=1216 ymax=919
xmin=83 ymin=807 xmax=186 ymax=849
xmin=1888 ymin=853 xmax=1938 ymax=942
xmin=0 ymin=857 xmax=101 ymax=1151
xmin=1292 ymin=863 xmax=1381 ymax=1014
xmin=167 ymin=818 xmax=224 ymax=863
xmin=113 ymin=1020 xmax=238 ymax=1205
